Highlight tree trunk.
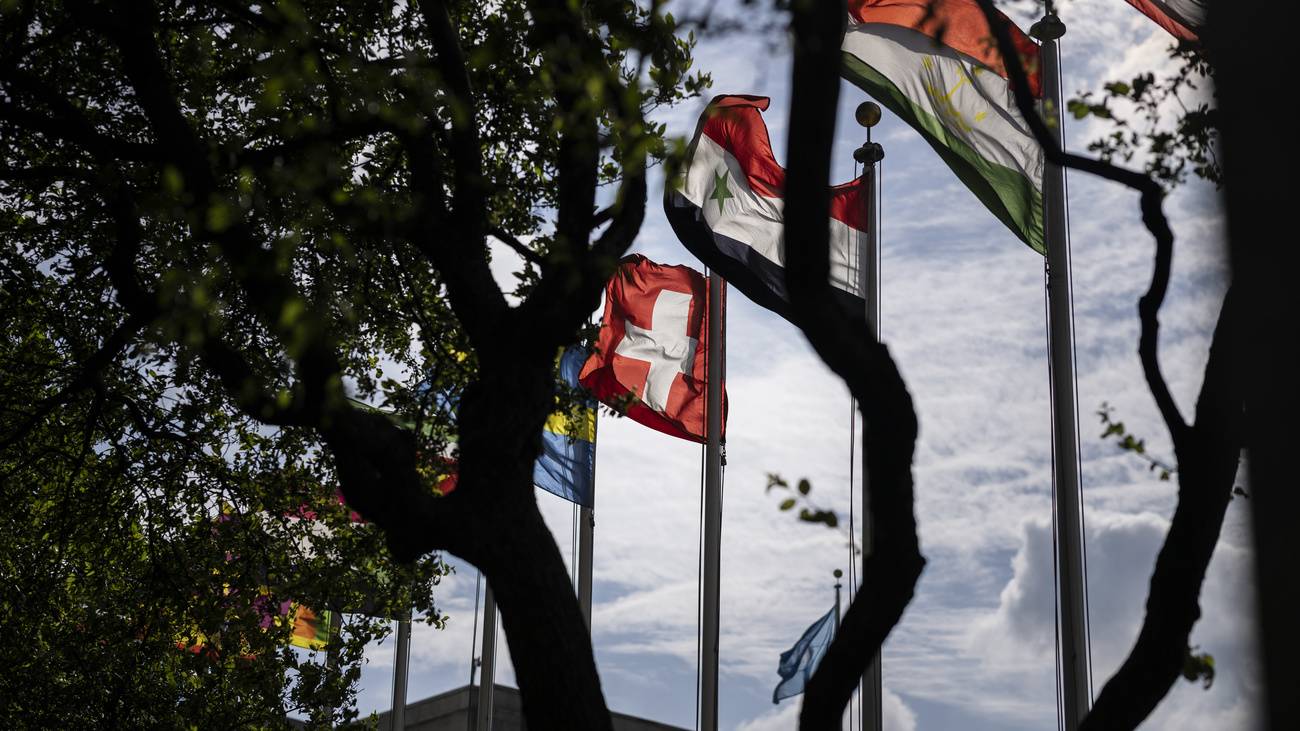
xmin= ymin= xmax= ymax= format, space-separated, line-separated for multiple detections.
xmin=778 ymin=2 xmax=928 ymax=728
xmin=455 ymin=363 xmax=614 ymax=730
xmin=1211 ymin=2 xmax=1299 ymax=728
xmin=477 ymin=499 xmax=612 ymax=731
xmin=1081 ymin=292 xmax=1243 ymax=729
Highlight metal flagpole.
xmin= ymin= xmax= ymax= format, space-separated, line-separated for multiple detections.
xmin=390 ymin=612 xmax=412 ymax=731
xmin=833 ymin=569 xmax=844 ymax=629
xmin=853 ymin=101 xmax=885 ymax=731
xmin=578 ymin=416 xmax=597 ymax=629
xmin=475 ymin=586 xmax=498 ymax=731
xmin=833 ymin=569 xmax=844 ymax=731
xmin=578 ymin=506 xmax=595 ymax=629
xmin=700 ymin=271 xmax=725 ymax=731
xmin=320 ymin=609 xmax=345 ymax=726
xmin=1031 ymin=10 xmax=1092 ymax=729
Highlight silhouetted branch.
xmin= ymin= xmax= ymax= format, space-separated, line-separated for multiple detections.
xmin=489 ymin=226 xmax=545 ymax=267
xmin=0 ymin=313 xmax=149 ymax=452
xmin=514 ymin=0 xmax=647 ymax=355
xmin=971 ymin=2 xmax=1245 ymax=727
xmin=1082 ymin=290 xmax=1244 ymax=730
xmin=407 ymin=0 xmax=510 ymax=357
xmin=778 ymin=2 xmax=926 ymax=729
xmin=971 ymin=0 xmax=1186 ymax=439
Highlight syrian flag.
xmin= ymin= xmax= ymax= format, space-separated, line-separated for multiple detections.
xmin=665 ymin=95 xmax=869 ymax=325
xmin=1123 ymin=0 xmax=1205 ymax=42
xmin=579 ymin=255 xmax=724 ymax=443
xmin=841 ymin=0 xmax=1046 ymax=253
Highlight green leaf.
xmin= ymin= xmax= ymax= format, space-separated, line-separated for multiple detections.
xmin=779 ymin=498 xmax=796 ymax=511
xmin=797 ymin=479 xmax=811 ymax=496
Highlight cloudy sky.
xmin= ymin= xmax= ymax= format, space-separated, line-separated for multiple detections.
xmin=337 ymin=2 xmax=1258 ymax=729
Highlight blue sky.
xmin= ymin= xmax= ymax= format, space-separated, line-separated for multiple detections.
xmin=332 ymin=2 xmax=1258 ymax=729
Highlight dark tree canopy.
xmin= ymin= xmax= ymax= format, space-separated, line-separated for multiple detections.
xmin=1 ymin=0 xmax=702 ymax=727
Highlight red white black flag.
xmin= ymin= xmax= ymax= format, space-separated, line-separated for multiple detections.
xmin=664 ymin=95 xmax=869 ymax=325
xmin=1124 ymin=0 xmax=1205 ymax=41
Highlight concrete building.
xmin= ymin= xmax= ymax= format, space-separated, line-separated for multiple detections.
xmin=367 ymin=684 xmax=688 ymax=731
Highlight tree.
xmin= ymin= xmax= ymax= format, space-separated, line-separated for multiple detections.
xmin=0 ymin=276 xmax=450 ymax=727
xmin=1209 ymin=3 xmax=1298 ymax=727
xmin=1 ymin=0 xmax=703 ymax=727
xmin=761 ymin=1 xmax=1254 ymax=729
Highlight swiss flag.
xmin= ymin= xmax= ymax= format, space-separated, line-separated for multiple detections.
xmin=579 ymin=255 xmax=726 ymax=443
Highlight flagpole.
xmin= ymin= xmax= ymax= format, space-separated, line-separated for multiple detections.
xmin=833 ymin=569 xmax=844 ymax=731
xmin=318 ymin=610 xmax=344 ymax=725
xmin=1031 ymin=11 xmax=1092 ymax=729
xmin=833 ymin=569 xmax=843 ymax=628
xmin=578 ymin=418 xmax=596 ymax=629
xmin=853 ymin=101 xmax=885 ymax=731
xmin=475 ymin=586 xmax=498 ymax=731
xmin=390 ymin=612 xmax=412 ymax=731
xmin=700 ymin=271 xmax=725 ymax=731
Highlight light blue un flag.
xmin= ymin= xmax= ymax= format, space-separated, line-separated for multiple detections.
xmin=533 ymin=346 xmax=597 ymax=508
xmin=773 ymin=605 xmax=837 ymax=703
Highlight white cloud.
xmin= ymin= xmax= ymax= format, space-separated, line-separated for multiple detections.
xmin=967 ymin=509 xmax=1261 ymax=731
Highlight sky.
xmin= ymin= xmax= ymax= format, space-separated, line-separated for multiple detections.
xmin=333 ymin=2 xmax=1259 ymax=729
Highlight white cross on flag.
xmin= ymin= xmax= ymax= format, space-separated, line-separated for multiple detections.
xmin=579 ymin=255 xmax=725 ymax=443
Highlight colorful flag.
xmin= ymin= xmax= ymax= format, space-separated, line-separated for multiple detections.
xmin=1123 ymin=0 xmax=1204 ymax=41
xmin=841 ymin=0 xmax=1046 ymax=253
xmin=665 ymin=95 xmax=869 ymax=324
xmin=579 ymin=255 xmax=724 ymax=443
xmin=286 ymin=603 xmax=335 ymax=651
xmin=533 ymin=346 xmax=597 ymax=507
xmin=773 ymin=605 xmax=837 ymax=703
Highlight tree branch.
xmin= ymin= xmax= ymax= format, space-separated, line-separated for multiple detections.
xmin=98 ymin=183 xmax=307 ymax=427
xmin=970 ymin=3 xmax=1246 ymax=727
xmin=489 ymin=226 xmax=545 ymax=268
xmin=971 ymin=0 xmax=1187 ymax=440
xmin=97 ymin=1 xmax=351 ymax=424
xmin=0 ymin=312 xmax=149 ymax=452
xmin=1082 ymin=289 xmax=1245 ymax=729
xmin=406 ymin=0 xmax=510 ymax=359
xmin=778 ymin=3 xmax=925 ymax=728
xmin=0 ymin=90 xmax=160 ymax=163
xmin=513 ymin=0 xmax=648 ymax=353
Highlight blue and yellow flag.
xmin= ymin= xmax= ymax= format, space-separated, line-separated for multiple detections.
xmin=534 ymin=346 xmax=597 ymax=507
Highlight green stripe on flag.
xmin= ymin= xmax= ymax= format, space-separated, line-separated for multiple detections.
xmin=841 ymin=52 xmax=1045 ymax=255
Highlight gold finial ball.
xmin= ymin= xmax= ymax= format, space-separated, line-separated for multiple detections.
xmin=855 ymin=101 xmax=882 ymax=128
xmin=833 ymin=569 xmax=843 ymax=579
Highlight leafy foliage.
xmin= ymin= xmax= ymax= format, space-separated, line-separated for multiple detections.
xmin=765 ymin=473 xmax=863 ymax=562
xmin=1067 ymin=43 xmax=1220 ymax=188
xmin=1097 ymin=402 xmax=1177 ymax=481
xmin=1 ymin=0 xmax=703 ymax=726
xmin=1182 ymin=646 xmax=1216 ymax=690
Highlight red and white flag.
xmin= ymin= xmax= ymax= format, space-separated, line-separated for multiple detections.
xmin=1123 ymin=0 xmax=1205 ymax=42
xmin=579 ymin=255 xmax=724 ymax=443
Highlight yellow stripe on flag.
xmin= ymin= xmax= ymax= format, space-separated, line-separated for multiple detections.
xmin=544 ymin=405 xmax=596 ymax=443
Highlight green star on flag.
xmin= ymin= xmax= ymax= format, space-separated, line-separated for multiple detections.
xmin=709 ymin=169 xmax=733 ymax=214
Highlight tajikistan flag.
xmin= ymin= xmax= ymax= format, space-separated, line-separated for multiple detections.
xmin=665 ymin=95 xmax=869 ymax=325
xmin=842 ymin=0 xmax=1046 ymax=254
